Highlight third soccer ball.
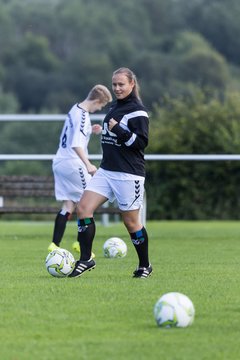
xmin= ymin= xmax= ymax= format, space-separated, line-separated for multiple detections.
xmin=103 ymin=237 xmax=127 ymax=258
xmin=45 ymin=248 xmax=75 ymax=277
xmin=154 ymin=292 xmax=195 ymax=328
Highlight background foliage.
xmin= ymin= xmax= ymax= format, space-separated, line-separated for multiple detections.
xmin=1 ymin=0 xmax=240 ymax=113
xmin=1 ymin=0 xmax=240 ymax=219
xmin=146 ymin=92 xmax=240 ymax=219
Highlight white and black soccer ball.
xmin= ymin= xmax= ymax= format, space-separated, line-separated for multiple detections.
xmin=154 ymin=292 xmax=195 ymax=328
xmin=45 ymin=248 xmax=75 ymax=277
xmin=103 ymin=237 xmax=127 ymax=258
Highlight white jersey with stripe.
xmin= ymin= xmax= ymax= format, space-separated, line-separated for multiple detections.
xmin=54 ymin=103 xmax=92 ymax=167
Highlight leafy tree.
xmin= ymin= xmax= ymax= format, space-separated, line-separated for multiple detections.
xmin=0 ymin=121 xmax=61 ymax=154
xmin=146 ymin=90 xmax=240 ymax=219
xmin=0 ymin=0 xmax=239 ymax=112
xmin=136 ymin=31 xmax=229 ymax=106
xmin=175 ymin=31 xmax=229 ymax=89
xmin=0 ymin=88 xmax=20 ymax=113
xmin=184 ymin=0 xmax=240 ymax=65
xmin=3 ymin=32 xmax=61 ymax=111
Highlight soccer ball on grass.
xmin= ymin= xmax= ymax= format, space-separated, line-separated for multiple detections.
xmin=45 ymin=248 xmax=75 ymax=277
xmin=103 ymin=237 xmax=127 ymax=258
xmin=154 ymin=292 xmax=195 ymax=328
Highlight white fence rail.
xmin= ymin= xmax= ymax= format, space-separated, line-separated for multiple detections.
xmin=1 ymin=114 xmax=240 ymax=161
xmin=1 ymin=154 xmax=240 ymax=161
xmin=1 ymin=114 xmax=240 ymax=225
xmin=0 ymin=114 xmax=105 ymax=121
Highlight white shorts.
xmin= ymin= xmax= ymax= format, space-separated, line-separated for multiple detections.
xmin=86 ymin=168 xmax=145 ymax=211
xmin=52 ymin=158 xmax=91 ymax=202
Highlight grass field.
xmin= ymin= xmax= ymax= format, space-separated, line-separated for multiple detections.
xmin=1 ymin=220 xmax=240 ymax=360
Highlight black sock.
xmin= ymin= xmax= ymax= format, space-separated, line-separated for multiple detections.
xmin=130 ymin=227 xmax=149 ymax=268
xmin=77 ymin=217 xmax=95 ymax=261
xmin=52 ymin=210 xmax=71 ymax=246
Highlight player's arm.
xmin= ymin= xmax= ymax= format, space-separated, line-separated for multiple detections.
xmin=72 ymin=147 xmax=97 ymax=175
xmin=109 ymin=115 xmax=149 ymax=150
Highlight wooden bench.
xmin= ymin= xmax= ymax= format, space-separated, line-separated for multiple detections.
xmin=0 ymin=175 xmax=120 ymax=216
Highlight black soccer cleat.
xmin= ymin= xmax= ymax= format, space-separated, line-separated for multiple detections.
xmin=133 ymin=264 xmax=153 ymax=278
xmin=68 ymin=258 xmax=96 ymax=278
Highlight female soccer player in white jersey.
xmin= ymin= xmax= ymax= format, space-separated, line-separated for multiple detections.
xmin=69 ymin=68 xmax=152 ymax=279
xmin=48 ymin=85 xmax=112 ymax=253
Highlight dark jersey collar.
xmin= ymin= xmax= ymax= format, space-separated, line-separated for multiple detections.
xmin=116 ymin=91 xmax=138 ymax=105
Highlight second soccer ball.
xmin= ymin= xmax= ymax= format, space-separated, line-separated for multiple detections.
xmin=103 ymin=237 xmax=127 ymax=258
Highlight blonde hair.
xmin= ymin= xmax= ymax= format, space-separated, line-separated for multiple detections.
xmin=113 ymin=67 xmax=141 ymax=101
xmin=87 ymin=84 xmax=112 ymax=103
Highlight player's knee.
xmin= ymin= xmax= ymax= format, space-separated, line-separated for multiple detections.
xmin=123 ymin=217 xmax=141 ymax=233
xmin=76 ymin=201 xmax=92 ymax=218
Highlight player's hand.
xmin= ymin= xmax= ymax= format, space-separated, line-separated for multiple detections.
xmin=87 ymin=164 xmax=97 ymax=176
xmin=108 ymin=118 xmax=118 ymax=131
xmin=92 ymin=124 xmax=102 ymax=135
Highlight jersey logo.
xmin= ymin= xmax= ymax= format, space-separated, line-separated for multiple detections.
xmin=80 ymin=112 xmax=86 ymax=136
xmin=102 ymin=122 xmax=117 ymax=137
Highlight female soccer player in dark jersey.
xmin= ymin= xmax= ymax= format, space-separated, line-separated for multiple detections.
xmin=69 ymin=68 xmax=152 ymax=279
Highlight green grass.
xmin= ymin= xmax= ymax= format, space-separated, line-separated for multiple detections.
xmin=1 ymin=220 xmax=240 ymax=360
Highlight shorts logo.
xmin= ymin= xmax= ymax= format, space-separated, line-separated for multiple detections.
xmin=135 ymin=181 xmax=140 ymax=196
xmin=119 ymin=203 xmax=128 ymax=207
xmin=128 ymin=181 xmax=141 ymax=209
xmin=79 ymin=168 xmax=87 ymax=188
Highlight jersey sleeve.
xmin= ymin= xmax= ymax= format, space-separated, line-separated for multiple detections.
xmin=111 ymin=110 xmax=149 ymax=150
xmin=71 ymin=111 xmax=91 ymax=149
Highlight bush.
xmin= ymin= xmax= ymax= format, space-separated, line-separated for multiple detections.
xmin=146 ymin=90 xmax=240 ymax=219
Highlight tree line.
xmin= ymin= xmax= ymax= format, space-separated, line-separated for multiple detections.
xmin=1 ymin=0 xmax=240 ymax=113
